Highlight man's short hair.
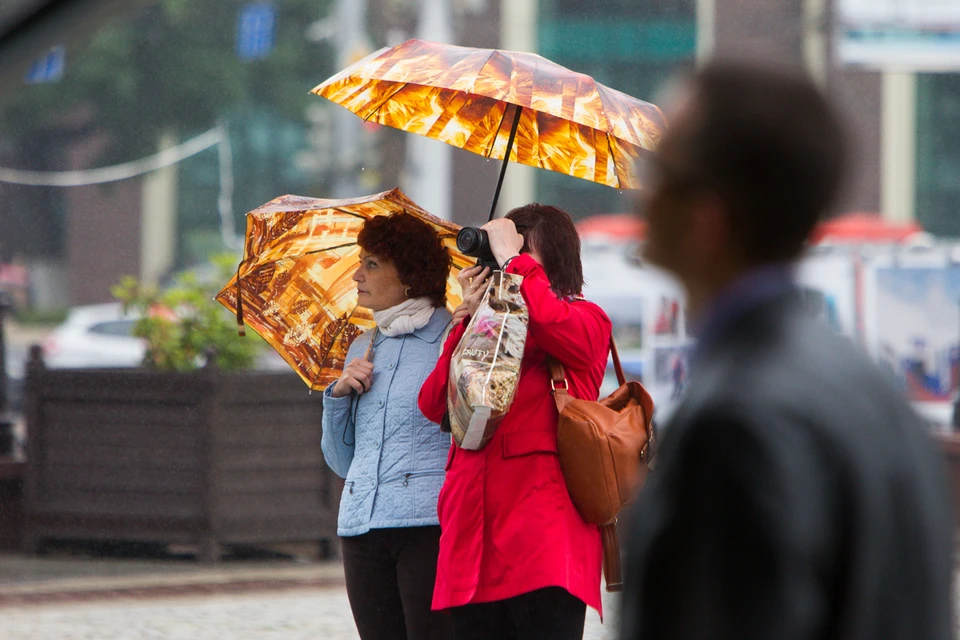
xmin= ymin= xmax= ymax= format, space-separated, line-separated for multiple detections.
xmin=686 ymin=61 xmax=847 ymax=264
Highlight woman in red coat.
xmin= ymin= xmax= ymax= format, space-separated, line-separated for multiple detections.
xmin=418 ymin=204 xmax=612 ymax=640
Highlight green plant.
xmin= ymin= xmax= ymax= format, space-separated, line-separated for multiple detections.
xmin=112 ymin=253 xmax=263 ymax=371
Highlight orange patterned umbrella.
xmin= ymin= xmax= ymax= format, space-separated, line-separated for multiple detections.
xmin=312 ymin=38 xmax=667 ymax=218
xmin=215 ymin=188 xmax=472 ymax=390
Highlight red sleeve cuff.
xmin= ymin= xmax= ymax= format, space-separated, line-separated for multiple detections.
xmin=504 ymin=253 xmax=541 ymax=276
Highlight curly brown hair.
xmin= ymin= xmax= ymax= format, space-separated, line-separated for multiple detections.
xmin=357 ymin=212 xmax=451 ymax=308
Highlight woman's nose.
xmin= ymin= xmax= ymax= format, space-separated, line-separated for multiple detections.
xmin=353 ymin=269 xmax=363 ymax=282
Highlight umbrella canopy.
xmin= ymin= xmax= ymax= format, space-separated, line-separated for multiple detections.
xmin=215 ymin=188 xmax=472 ymax=390
xmin=311 ymin=39 xmax=666 ymax=206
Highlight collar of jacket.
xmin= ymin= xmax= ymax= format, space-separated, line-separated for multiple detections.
xmin=690 ymin=265 xmax=797 ymax=365
xmin=373 ymin=307 xmax=451 ymax=347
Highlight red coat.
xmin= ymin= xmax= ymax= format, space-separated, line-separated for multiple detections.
xmin=418 ymin=254 xmax=612 ymax=615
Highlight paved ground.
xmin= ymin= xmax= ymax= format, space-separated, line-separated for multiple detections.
xmin=0 ymin=586 xmax=618 ymax=639
xmin=0 ymin=550 xmax=619 ymax=639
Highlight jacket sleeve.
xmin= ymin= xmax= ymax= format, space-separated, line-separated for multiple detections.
xmin=320 ymin=386 xmax=355 ymax=479
xmin=621 ymin=414 xmax=833 ymax=640
xmin=418 ymin=320 xmax=468 ymax=424
xmin=320 ymin=335 xmax=368 ymax=479
xmin=505 ymin=253 xmax=611 ymax=370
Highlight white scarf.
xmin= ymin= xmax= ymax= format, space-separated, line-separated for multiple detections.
xmin=373 ymin=296 xmax=436 ymax=337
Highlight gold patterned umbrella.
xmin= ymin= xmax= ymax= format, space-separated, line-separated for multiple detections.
xmin=311 ymin=38 xmax=667 ymax=219
xmin=215 ymin=188 xmax=472 ymax=390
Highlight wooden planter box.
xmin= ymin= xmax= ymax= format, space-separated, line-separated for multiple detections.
xmin=22 ymin=347 xmax=341 ymax=561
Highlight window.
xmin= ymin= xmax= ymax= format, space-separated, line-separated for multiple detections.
xmin=916 ymin=74 xmax=960 ymax=237
xmin=88 ymin=320 xmax=136 ymax=337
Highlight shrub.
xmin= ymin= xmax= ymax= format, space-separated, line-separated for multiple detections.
xmin=112 ymin=254 xmax=262 ymax=371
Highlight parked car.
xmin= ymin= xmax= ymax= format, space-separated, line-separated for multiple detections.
xmin=42 ymin=303 xmax=145 ymax=369
xmin=41 ymin=302 xmax=288 ymax=371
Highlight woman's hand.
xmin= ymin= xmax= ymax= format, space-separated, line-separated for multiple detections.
xmin=481 ymin=218 xmax=524 ymax=268
xmin=330 ymin=358 xmax=375 ymax=398
xmin=455 ymin=265 xmax=490 ymax=322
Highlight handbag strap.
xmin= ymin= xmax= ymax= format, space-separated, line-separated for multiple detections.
xmin=601 ymin=521 xmax=623 ymax=592
xmin=549 ymin=336 xmax=624 ymax=391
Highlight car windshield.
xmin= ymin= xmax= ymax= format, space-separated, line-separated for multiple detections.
xmin=88 ymin=320 xmax=136 ymax=337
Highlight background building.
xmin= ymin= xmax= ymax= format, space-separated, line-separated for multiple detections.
xmin=0 ymin=0 xmax=957 ymax=311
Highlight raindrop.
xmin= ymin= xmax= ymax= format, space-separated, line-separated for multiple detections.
xmin=361 ymin=167 xmax=365 ymax=171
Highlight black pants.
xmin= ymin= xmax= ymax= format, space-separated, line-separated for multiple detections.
xmin=450 ymin=587 xmax=587 ymax=640
xmin=341 ymin=526 xmax=453 ymax=640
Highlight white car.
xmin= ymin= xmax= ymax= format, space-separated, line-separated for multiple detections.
xmin=41 ymin=302 xmax=289 ymax=372
xmin=42 ymin=303 xmax=146 ymax=369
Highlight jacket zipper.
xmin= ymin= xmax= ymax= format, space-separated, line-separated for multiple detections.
xmin=401 ymin=470 xmax=445 ymax=487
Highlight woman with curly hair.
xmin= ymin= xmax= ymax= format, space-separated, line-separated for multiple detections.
xmin=321 ymin=212 xmax=454 ymax=640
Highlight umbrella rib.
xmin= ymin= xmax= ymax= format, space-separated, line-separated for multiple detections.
xmin=247 ymin=242 xmax=359 ymax=273
xmin=302 ymin=241 xmax=358 ymax=256
xmin=363 ymin=82 xmax=410 ymax=122
xmin=311 ymin=304 xmax=360 ymax=390
xmin=606 ymin=134 xmax=621 ymax=189
xmin=484 ymin=102 xmax=512 ymax=159
xmin=332 ymin=207 xmax=368 ymax=219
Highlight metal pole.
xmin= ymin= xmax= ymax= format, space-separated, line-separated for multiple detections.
xmin=405 ymin=0 xmax=454 ymax=220
xmin=0 ymin=292 xmax=9 ymax=414
xmin=0 ymin=292 xmax=12 ymax=455
xmin=332 ymin=0 xmax=370 ymax=198
xmin=954 ymin=297 xmax=960 ymax=431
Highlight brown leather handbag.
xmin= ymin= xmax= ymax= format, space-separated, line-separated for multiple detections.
xmin=549 ymin=337 xmax=655 ymax=592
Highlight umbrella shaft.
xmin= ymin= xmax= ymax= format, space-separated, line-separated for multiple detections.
xmin=488 ymin=106 xmax=523 ymax=222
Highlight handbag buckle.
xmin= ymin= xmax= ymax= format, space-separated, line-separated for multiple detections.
xmin=550 ymin=377 xmax=569 ymax=392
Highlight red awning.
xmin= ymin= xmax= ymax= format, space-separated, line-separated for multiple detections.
xmin=808 ymin=213 xmax=924 ymax=243
xmin=578 ymin=212 xmax=924 ymax=245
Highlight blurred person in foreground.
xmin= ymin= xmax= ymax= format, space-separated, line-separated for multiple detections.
xmin=321 ymin=213 xmax=454 ymax=640
xmin=620 ymin=61 xmax=954 ymax=640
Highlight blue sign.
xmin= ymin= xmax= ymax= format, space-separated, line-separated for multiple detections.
xmin=25 ymin=46 xmax=65 ymax=84
xmin=237 ymin=3 xmax=276 ymax=61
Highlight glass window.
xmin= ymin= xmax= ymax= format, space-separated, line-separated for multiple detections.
xmin=537 ymin=0 xmax=697 ymax=217
xmin=916 ymin=73 xmax=960 ymax=237
xmin=554 ymin=0 xmax=695 ymax=19
xmin=88 ymin=320 xmax=136 ymax=337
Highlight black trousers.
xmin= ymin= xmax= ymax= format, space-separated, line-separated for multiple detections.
xmin=341 ymin=526 xmax=453 ymax=640
xmin=450 ymin=587 xmax=587 ymax=640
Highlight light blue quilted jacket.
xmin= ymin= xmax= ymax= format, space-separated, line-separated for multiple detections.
xmin=321 ymin=307 xmax=452 ymax=537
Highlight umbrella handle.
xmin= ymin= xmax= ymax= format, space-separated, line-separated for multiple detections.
xmin=363 ymin=327 xmax=377 ymax=362
xmin=235 ymin=261 xmax=246 ymax=337
xmin=488 ymin=105 xmax=523 ymax=222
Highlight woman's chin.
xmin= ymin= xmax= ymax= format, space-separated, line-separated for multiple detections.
xmin=356 ymin=296 xmax=379 ymax=312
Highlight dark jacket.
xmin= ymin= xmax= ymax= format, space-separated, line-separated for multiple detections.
xmin=621 ymin=292 xmax=954 ymax=640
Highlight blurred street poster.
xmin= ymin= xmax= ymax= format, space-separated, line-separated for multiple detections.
xmin=795 ymin=249 xmax=859 ymax=338
xmin=581 ymin=244 xmax=692 ymax=421
xmin=836 ymin=0 xmax=960 ymax=70
xmin=863 ymin=249 xmax=960 ymax=425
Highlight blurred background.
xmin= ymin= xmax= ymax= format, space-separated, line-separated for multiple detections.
xmin=2 ymin=0 xmax=959 ymax=416
xmin=0 ymin=0 xmax=958 ymax=415
xmin=0 ymin=2 xmax=959 ymax=638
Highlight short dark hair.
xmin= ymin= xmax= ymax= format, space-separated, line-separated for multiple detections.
xmin=506 ymin=203 xmax=584 ymax=298
xmin=683 ymin=61 xmax=846 ymax=264
xmin=357 ymin=212 xmax=451 ymax=308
